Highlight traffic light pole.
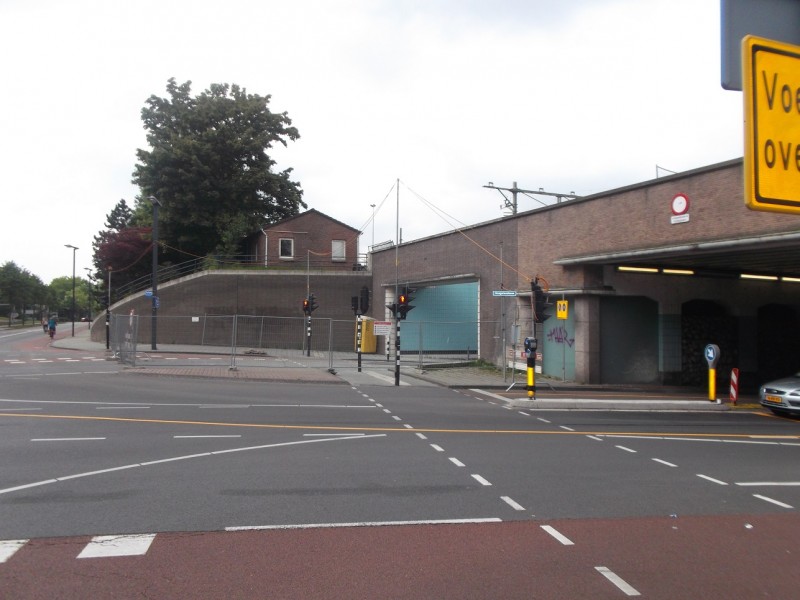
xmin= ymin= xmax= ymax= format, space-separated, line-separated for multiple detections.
xmin=394 ymin=317 xmax=401 ymax=386
xmin=356 ymin=314 xmax=362 ymax=373
xmin=306 ymin=315 xmax=312 ymax=357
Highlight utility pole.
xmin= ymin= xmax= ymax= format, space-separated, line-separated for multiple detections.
xmin=483 ymin=182 xmax=579 ymax=215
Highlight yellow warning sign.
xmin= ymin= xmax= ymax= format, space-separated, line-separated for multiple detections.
xmin=556 ymin=300 xmax=568 ymax=320
xmin=743 ymin=36 xmax=800 ymax=213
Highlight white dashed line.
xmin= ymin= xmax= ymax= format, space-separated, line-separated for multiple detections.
xmin=0 ymin=539 xmax=27 ymax=563
xmin=449 ymin=458 xmax=465 ymax=467
xmin=736 ymin=481 xmax=800 ymax=487
xmin=559 ymin=426 xmax=575 ymax=432
xmin=416 ymin=433 xmax=428 ymax=440
xmin=175 ymin=435 xmax=242 ymax=439
xmin=500 ymin=496 xmax=525 ymax=511
xmin=31 ymin=437 xmax=106 ymax=442
xmin=430 ymin=444 xmax=444 ymax=452
xmin=616 ymin=445 xmax=637 ymax=453
xmin=471 ymin=474 xmax=492 ymax=486
xmin=586 ymin=435 xmax=603 ymax=442
xmin=652 ymin=458 xmax=678 ymax=467
xmin=77 ymin=534 xmax=156 ymax=558
xmin=753 ymin=494 xmax=794 ymax=509
xmin=537 ymin=418 xmax=551 ymax=424
xmin=595 ymin=566 xmax=641 ymax=596
xmin=697 ymin=474 xmax=728 ymax=485
xmin=540 ymin=525 xmax=574 ymax=546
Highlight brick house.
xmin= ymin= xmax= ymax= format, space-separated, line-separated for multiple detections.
xmin=247 ymin=209 xmax=364 ymax=271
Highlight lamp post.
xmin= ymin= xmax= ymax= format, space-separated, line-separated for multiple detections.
xmin=148 ymin=195 xmax=161 ymax=350
xmin=106 ymin=266 xmax=112 ymax=350
xmin=370 ymin=203 xmax=376 ymax=249
xmin=83 ymin=268 xmax=93 ymax=323
xmin=64 ymin=244 xmax=78 ymax=337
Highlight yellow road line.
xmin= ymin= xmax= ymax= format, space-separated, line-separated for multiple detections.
xmin=0 ymin=412 xmax=796 ymax=440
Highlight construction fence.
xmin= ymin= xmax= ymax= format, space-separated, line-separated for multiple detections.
xmin=110 ymin=313 xmax=494 ymax=371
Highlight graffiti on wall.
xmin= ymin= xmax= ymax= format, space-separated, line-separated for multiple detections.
xmin=547 ymin=325 xmax=575 ymax=347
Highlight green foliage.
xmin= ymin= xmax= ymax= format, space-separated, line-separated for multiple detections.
xmin=0 ymin=262 xmax=49 ymax=323
xmin=132 ymin=78 xmax=306 ymax=263
xmin=48 ymin=276 xmax=94 ymax=319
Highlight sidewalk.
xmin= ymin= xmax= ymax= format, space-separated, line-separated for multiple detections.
xmin=53 ymin=326 xmax=747 ymax=411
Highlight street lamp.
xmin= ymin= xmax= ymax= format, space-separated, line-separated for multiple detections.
xmin=148 ymin=195 xmax=161 ymax=350
xmin=64 ymin=244 xmax=78 ymax=337
xmin=370 ymin=203 xmax=376 ymax=249
xmin=83 ymin=268 xmax=93 ymax=323
xmin=106 ymin=266 xmax=112 ymax=350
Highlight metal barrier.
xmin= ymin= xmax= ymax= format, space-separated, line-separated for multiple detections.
xmin=110 ymin=313 xmax=490 ymax=371
xmin=110 ymin=312 xmax=139 ymax=366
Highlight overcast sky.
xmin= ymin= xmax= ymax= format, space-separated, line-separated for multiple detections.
xmin=0 ymin=0 xmax=743 ymax=284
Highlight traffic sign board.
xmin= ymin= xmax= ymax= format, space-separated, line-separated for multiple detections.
xmin=492 ymin=290 xmax=517 ymax=297
xmin=743 ymin=35 xmax=800 ymax=213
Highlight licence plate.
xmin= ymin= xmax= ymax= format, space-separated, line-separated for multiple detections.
xmin=764 ymin=395 xmax=783 ymax=404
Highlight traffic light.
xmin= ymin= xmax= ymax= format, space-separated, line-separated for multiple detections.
xmin=397 ymin=286 xmax=415 ymax=320
xmin=351 ymin=296 xmax=360 ymax=315
xmin=531 ymin=279 xmax=552 ymax=323
xmin=303 ymin=294 xmax=319 ymax=315
xmin=359 ymin=286 xmax=370 ymax=314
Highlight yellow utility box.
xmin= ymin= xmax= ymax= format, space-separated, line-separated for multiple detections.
xmin=355 ymin=317 xmax=377 ymax=353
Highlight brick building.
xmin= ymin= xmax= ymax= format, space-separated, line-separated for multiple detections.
xmin=369 ymin=159 xmax=800 ymax=389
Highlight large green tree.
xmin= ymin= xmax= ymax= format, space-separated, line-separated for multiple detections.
xmin=0 ymin=262 xmax=48 ymax=325
xmin=132 ymin=78 xmax=306 ymax=262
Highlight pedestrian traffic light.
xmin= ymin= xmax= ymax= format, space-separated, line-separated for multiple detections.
xmin=397 ymin=286 xmax=415 ymax=320
xmin=531 ymin=278 xmax=552 ymax=323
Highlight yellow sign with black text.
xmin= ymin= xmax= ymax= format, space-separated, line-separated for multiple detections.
xmin=743 ymin=36 xmax=800 ymax=213
xmin=556 ymin=300 xmax=568 ymax=320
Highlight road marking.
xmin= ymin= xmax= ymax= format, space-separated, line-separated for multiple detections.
xmin=652 ymin=458 xmax=678 ymax=467
xmin=392 ymin=415 xmax=401 ymax=421
xmin=449 ymin=457 xmax=465 ymax=467
xmin=175 ymin=435 xmax=242 ymax=438
xmin=226 ymin=518 xmax=503 ymax=531
xmin=0 ymin=539 xmax=27 ymax=563
xmin=697 ymin=474 xmax=728 ymax=485
xmin=500 ymin=496 xmax=525 ymax=511
xmin=0 ymin=434 xmax=385 ymax=496
xmin=77 ymin=534 xmax=156 ymax=558
xmin=97 ymin=406 xmax=151 ymax=410
xmin=559 ymin=425 xmax=575 ymax=432
xmin=518 ymin=411 xmax=530 ymax=416
xmin=596 ymin=566 xmax=641 ymax=596
xmin=416 ymin=433 xmax=427 ymax=440
xmin=616 ymin=445 xmax=637 ymax=453
xmin=537 ymin=418 xmax=551 ymax=423
xmin=541 ymin=525 xmax=574 ymax=545
xmin=472 ymin=474 xmax=492 ymax=486
xmin=431 ymin=444 xmax=444 ymax=452
xmin=736 ymin=482 xmax=800 ymax=486
xmin=753 ymin=494 xmax=794 ymax=509
xmin=31 ymin=437 xmax=106 ymax=442
xmin=403 ymin=424 xmax=413 ymax=429
xmin=587 ymin=435 xmax=603 ymax=441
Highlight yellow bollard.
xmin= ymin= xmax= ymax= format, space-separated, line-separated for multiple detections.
xmin=527 ymin=366 xmax=535 ymax=398
xmin=708 ymin=367 xmax=716 ymax=401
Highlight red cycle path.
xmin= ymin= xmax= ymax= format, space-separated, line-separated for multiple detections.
xmin=3 ymin=513 xmax=799 ymax=599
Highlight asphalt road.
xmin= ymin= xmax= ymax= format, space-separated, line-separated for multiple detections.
xmin=2 ymin=326 xmax=800 ymax=598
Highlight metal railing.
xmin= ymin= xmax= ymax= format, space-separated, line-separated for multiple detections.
xmin=110 ymin=313 xmax=486 ymax=371
xmin=113 ymin=254 xmax=370 ymax=300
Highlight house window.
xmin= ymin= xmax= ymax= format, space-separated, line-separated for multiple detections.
xmin=279 ymin=238 xmax=294 ymax=259
xmin=332 ymin=240 xmax=346 ymax=262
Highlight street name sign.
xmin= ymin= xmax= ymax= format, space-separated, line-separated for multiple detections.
xmin=492 ymin=290 xmax=517 ymax=297
xmin=743 ymin=35 xmax=800 ymax=213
